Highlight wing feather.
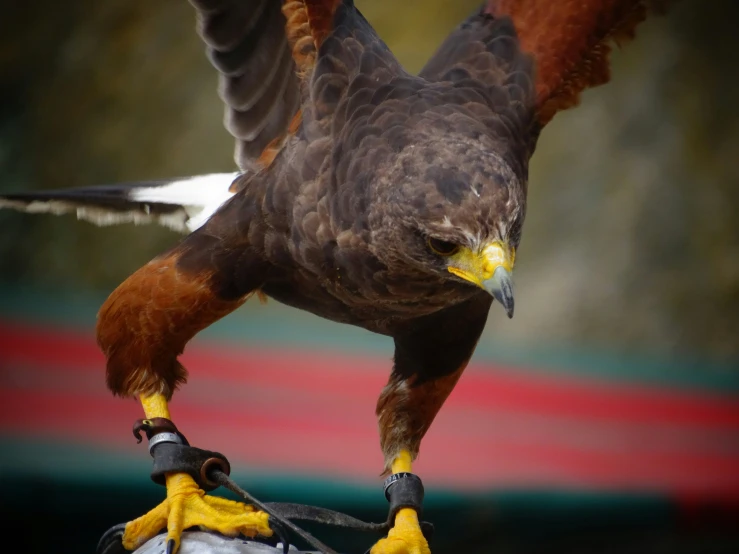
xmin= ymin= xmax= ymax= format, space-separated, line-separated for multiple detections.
xmin=485 ymin=0 xmax=665 ymax=126
xmin=189 ymin=0 xmax=343 ymax=171
xmin=422 ymin=0 xmax=665 ymax=129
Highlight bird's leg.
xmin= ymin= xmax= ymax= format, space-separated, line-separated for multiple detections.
xmin=370 ymin=450 xmax=430 ymax=554
xmin=371 ymin=297 xmax=493 ymax=554
xmin=94 ymin=218 xmax=275 ymax=553
xmin=121 ymin=392 xmax=272 ymax=553
xmin=371 ymin=372 xmax=440 ymax=554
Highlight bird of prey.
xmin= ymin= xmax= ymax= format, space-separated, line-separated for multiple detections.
xmin=0 ymin=1 xmax=661 ymax=553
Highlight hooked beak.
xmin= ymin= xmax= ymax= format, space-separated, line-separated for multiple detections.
xmin=483 ymin=266 xmax=514 ymax=318
xmin=447 ymin=241 xmax=515 ymax=318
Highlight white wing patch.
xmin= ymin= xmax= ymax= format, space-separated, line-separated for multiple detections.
xmin=0 ymin=172 xmax=240 ymax=234
xmin=0 ymin=197 xmax=192 ymax=232
xmin=130 ymin=173 xmax=238 ymax=231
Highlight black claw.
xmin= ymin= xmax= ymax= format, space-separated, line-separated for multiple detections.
xmin=420 ymin=521 xmax=435 ymax=540
xmin=269 ymin=519 xmax=291 ymax=554
xmin=95 ymin=523 xmax=127 ymax=554
xmin=166 ymin=538 xmax=176 ymax=554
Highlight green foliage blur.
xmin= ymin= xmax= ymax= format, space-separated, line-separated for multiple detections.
xmin=0 ymin=0 xmax=737 ymax=364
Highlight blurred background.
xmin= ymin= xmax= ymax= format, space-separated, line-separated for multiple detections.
xmin=0 ymin=1 xmax=737 ymax=553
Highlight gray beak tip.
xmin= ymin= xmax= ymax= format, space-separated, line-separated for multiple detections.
xmin=483 ymin=266 xmax=515 ymax=319
xmin=505 ymin=303 xmax=514 ymax=319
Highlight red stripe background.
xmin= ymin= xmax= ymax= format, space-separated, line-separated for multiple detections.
xmin=1 ymin=321 xmax=738 ymax=496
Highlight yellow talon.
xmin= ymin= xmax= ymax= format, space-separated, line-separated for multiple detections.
xmin=371 ymin=508 xmax=430 ymax=554
xmin=122 ymin=472 xmax=272 ymax=552
xmin=371 ymin=450 xmax=430 ymax=554
xmin=124 ymin=393 xmax=272 ymax=553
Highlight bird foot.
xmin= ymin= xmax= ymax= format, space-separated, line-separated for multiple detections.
xmin=121 ymin=472 xmax=272 ymax=553
xmin=370 ymin=508 xmax=431 ymax=554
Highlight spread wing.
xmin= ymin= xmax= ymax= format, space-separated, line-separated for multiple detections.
xmin=191 ymin=0 xmax=343 ymax=171
xmin=422 ymin=0 xmax=664 ymax=129
xmin=0 ymin=1 xmax=399 ymax=231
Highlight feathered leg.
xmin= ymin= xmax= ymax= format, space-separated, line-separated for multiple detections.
xmin=96 ymin=205 xmax=272 ymax=553
xmin=372 ymin=296 xmax=492 ymax=554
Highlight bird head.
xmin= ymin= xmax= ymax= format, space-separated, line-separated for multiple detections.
xmin=367 ymin=133 xmax=526 ymax=318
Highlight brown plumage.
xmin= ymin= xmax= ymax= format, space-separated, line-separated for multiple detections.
xmin=97 ymin=0 xmax=659 ymax=473
xmin=0 ymin=1 xmax=665 ymax=550
xmin=485 ymin=0 xmax=660 ymax=125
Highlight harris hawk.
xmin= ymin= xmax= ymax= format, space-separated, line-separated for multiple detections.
xmin=0 ymin=0 xmax=664 ymax=553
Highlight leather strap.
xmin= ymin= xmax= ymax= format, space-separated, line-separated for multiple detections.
xmin=121 ymin=417 xmax=436 ymax=553
xmin=150 ymin=442 xmax=231 ymax=492
xmin=384 ymin=472 xmax=425 ymax=525
xmin=132 ymin=417 xmax=229 ymax=492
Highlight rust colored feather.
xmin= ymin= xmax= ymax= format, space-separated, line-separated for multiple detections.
xmin=376 ymin=361 xmax=469 ymax=472
xmin=282 ymin=0 xmax=343 ymax=75
xmin=256 ymin=109 xmax=304 ymax=168
xmin=246 ymin=0 xmax=342 ymax=169
xmin=97 ymin=251 xmax=248 ymax=399
xmin=303 ymin=0 xmax=343 ymax=46
xmin=485 ymin=0 xmax=658 ymax=125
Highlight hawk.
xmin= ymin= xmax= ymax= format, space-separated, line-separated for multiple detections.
xmin=0 ymin=1 xmax=661 ymax=553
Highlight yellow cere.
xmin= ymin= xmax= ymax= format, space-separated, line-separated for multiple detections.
xmin=446 ymin=241 xmax=514 ymax=286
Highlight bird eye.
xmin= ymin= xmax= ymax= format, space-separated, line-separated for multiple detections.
xmin=427 ymin=237 xmax=460 ymax=256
